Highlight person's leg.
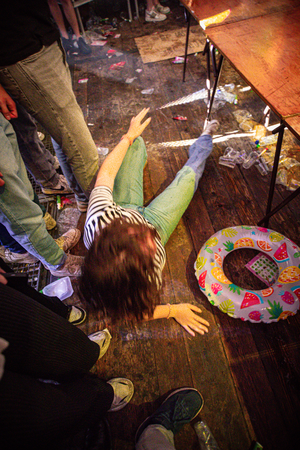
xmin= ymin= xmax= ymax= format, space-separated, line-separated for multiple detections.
xmin=51 ymin=137 xmax=88 ymax=203
xmin=113 ymin=136 xmax=147 ymax=207
xmin=48 ymin=0 xmax=69 ymax=38
xmin=142 ymin=134 xmax=213 ymax=245
xmin=136 ymin=425 xmax=176 ymax=450
xmin=11 ymin=101 xmax=61 ymax=190
xmin=0 ymin=222 xmax=25 ymax=254
xmin=0 ymin=370 xmax=114 ymax=450
xmin=135 ymin=388 xmax=204 ymax=450
xmin=0 ymin=115 xmax=65 ymax=268
xmin=61 ymin=0 xmax=81 ymax=38
xmin=0 ymin=283 xmax=100 ymax=378
xmin=0 ymin=41 xmax=99 ymax=198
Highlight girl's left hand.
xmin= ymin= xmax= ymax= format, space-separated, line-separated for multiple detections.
xmin=171 ymin=303 xmax=210 ymax=337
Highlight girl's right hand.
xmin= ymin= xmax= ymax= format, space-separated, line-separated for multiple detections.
xmin=126 ymin=108 xmax=151 ymax=142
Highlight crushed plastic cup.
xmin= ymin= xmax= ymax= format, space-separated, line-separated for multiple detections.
xmin=219 ymin=156 xmax=236 ymax=168
xmin=235 ymin=149 xmax=247 ymax=164
xmin=224 ymin=147 xmax=239 ymax=159
xmin=97 ymin=147 xmax=109 ymax=155
xmin=242 ymin=151 xmax=260 ymax=169
xmin=125 ymin=77 xmax=137 ymax=84
xmin=43 ymin=277 xmax=74 ymax=301
xmin=141 ymin=88 xmax=154 ymax=95
xmin=221 ymin=147 xmax=246 ymax=165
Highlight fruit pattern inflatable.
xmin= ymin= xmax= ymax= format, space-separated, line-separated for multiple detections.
xmin=194 ymin=226 xmax=300 ymax=323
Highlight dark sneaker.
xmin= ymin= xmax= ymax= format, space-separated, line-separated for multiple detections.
xmin=145 ymin=8 xmax=167 ymax=22
xmin=61 ymin=37 xmax=72 ymax=53
xmin=68 ymin=305 xmax=87 ymax=325
xmin=135 ymin=388 xmax=203 ymax=443
xmin=107 ymin=378 xmax=134 ymax=412
xmin=49 ymin=254 xmax=84 ymax=277
xmin=41 ymin=174 xmax=73 ymax=195
xmin=77 ymin=37 xmax=92 ymax=55
xmin=55 ymin=228 xmax=81 ymax=252
xmin=201 ymin=120 xmax=220 ymax=136
xmin=88 ymin=328 xmax=112 ymax=359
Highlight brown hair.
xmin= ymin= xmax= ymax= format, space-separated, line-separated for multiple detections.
xmin=78 ymin=219 xmax=161 ymax=323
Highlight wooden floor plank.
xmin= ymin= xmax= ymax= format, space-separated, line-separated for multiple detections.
xmin=63 ymin=3 xmax=300 ymax=449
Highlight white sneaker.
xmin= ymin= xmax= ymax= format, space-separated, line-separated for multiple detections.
xmin=201 ymin=120 xmax=220 ymax=136
xmin=107 ymin=378 xmax=134 ymax=412
xmin=42 ymin=174 xmax=73 ymax=195
xmin=68 ymin=306 xmax=87 ymax=325
xmin=55 ymin=228 xmax=81 ymax=252
xmin=0 ymin=246 xmax=38 ymax=264
xmin=145 ymin=8 xmax=167 ymax=22
xmin=156 ymin=3 xmax=170 ymax=14
xmin=88 ymin=328 xmax=112 ymax=359
xmin=53 ymin=156 xmax=60 ymax=170
xmin=48 ymin=254 xmax=83 ymax=277
xmin=43 ymin=212 xmax=56 ymax=231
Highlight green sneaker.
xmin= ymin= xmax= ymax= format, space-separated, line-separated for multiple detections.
xmin=135 ymin=388 xmax=203 ymax=443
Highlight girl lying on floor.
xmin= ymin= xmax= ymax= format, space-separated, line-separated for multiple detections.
xmin=79 ymin=108 xmax=219 ymax=337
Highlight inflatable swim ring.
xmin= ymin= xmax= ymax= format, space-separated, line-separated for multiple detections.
xmin=194 ymin=226 xmax=300 ymax=323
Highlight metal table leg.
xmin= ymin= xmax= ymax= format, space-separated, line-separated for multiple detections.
xmin=183 ymin=9 xmax=191 ymax=82
xmin=257 ymin=122 xmax=285 ymax=227
xmin=203 ymin=43 xmax=223 ymax=126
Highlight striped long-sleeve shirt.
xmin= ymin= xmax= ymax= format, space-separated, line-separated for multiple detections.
xmin=84 ymin=186 xmax=166 ymax=287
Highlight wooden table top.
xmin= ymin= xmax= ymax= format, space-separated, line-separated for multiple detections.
xmin=181 ymin=1 xmax=300 ymax=124
xmin=285 ymin=115 xmax=300 ymax=141
xmin=204 ymin=7 xmax=300 ymax=120
xmin=181 ymin=0 xmax=300 ymax=25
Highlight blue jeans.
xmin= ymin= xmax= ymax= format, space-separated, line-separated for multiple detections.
xmin=0 ymin=40 xmax=99 ymax=199
xmin=11 ymin=101 xmax=60 ymax=189
xmin=0 ymin=192 xmax=46 ymax=254
xmin=113 ymin=134 xmax=213 ymax=246
xmin=0 ymin=115 xmax=65 ymax=269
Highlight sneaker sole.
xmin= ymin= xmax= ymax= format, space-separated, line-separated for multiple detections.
xmin=42 ymin=188 xmax=73 ymax=195
xmin=145 ymin=18 xmax=167 ymax=22
xmin=135 ymin=387 xmax=203 ymax=443
xmin=89 ymin=329 xmax=112 ymax=359
xmin=69 ymin=306 xmax=87 ymax=325
xmin=108 ymin=378 xmax=134 ymax=412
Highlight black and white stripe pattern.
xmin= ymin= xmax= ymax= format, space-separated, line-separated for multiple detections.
xmin=84 ymin=186 xmax=166 ymax=287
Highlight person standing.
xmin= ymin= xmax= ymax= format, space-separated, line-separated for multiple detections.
xmin=0 ymin=0 xmax=99 ymax=212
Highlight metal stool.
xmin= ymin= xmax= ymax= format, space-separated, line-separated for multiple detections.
xmin=127 ymin=0 xmax=139 ymax=22
xmin=72 ymin=0 xmax=94 ymax=37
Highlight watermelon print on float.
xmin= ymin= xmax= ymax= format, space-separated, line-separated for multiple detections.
xmin=194 ymin=226 xmax=300 ymax=323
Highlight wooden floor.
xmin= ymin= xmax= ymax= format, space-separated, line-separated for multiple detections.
xmin=58 ymin=2 xmax=300 ymax=449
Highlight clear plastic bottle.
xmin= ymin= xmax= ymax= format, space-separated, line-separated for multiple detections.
xmin=194 ymin=420 xmax=220 ymax=450
xmin=256 ymin=160 xmax=268 ymax=176
xmin=258 ymin=134 xmax=278 ymax=146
